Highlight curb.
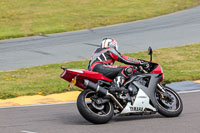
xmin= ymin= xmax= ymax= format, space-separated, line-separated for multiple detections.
xmin=0 ymin=91 xmax=81 ymax=107
xmin=194 ymin=80 xmax=200 ymax=83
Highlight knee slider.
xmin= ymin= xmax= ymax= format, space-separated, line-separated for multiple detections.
xmin=124 ymin=67 xmax=134 ymax=77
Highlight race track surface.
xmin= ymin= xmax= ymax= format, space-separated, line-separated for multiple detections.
xmin=1 ymin=6 xmax=200 ymax=70
xmin=0 ymin=92 xmax=199 ymax=133
xmin=1 ymin=6 xmax=200 ymax=133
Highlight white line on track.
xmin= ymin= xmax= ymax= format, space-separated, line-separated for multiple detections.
xmin=0 ymin=90 xmax=199 ymax=109
xmin=177 ymin=90 xmax=200 ymax=94
xmin=21 ymin=130 xmax=37 ymax=133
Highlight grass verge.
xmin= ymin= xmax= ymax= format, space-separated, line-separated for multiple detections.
xmin=0 ymin=43 xmax=200 ymax=99
xmin=0 ymin=0 xmax=200 ymax=40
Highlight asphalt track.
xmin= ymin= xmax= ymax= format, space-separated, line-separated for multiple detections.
xmin=1 ymin=6 xmax=200 ymax=70
xmin=0 ymin=91 xmax=199 ymax=133
xmin=1 ymin=6 xmax=200 ymax=133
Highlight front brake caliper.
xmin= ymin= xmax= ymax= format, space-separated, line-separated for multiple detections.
xmin=161 ymin=93 xmax=165 ymax=99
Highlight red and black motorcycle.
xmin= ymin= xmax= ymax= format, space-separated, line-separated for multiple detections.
xmin=60 ymin=47 xmax=183 ymax=124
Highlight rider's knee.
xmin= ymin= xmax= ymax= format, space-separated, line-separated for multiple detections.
xmin=124 ymin=67 xmax=135 ymax=77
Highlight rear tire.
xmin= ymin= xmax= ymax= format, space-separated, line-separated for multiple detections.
xmin=155 ymin=86 xmax=183 ymax=117
xmin=77 ymin=89 xmax=114 ymax=124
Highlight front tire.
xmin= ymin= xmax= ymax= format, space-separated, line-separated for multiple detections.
xmin=77 ymin=89 xmax=114 ymax=124
xmin=155 ymin=86 xmax=183 ymax=117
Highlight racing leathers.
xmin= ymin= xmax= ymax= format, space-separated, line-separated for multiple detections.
xmin=88 ymin=47 xmax=142 ymax=89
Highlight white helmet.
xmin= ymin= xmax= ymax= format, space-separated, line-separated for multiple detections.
xmin=101 ymin=38 xmax=118 ymax=50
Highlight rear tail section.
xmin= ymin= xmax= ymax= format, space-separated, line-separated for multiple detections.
xmin=60 ymin=67 xmax=112 ymax=90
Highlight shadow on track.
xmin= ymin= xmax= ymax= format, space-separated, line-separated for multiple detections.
xmin=113 ymin=114 xmax=164 ymax=122
xmin=59 ymin=113 xmax=165 ymax=125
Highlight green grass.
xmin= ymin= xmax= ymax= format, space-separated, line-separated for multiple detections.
xmin=0 ymin=43 xmax=200 ymax=99
xmin=0 ymin=0 xmax=200 ymax=40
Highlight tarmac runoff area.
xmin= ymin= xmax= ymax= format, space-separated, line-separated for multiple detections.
xmin=0 ymin=80 xmax=199 ymax=108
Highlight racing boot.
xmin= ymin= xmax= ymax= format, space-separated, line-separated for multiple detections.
xmin=110 ymin=76 xmax=128 ymax=93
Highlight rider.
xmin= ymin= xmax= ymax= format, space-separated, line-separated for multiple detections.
xmin=88 ymin=38 xmax=146 ymax=91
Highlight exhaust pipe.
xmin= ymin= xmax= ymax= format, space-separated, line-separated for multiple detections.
xmin=84 ymin=80 xmax=108 ymax=95
xmin=84 ymin=80 xmax=123 ymax=110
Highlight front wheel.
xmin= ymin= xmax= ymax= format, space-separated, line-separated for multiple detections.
xmin=77 ymin=89 xmax=114 ymax=124
xmin=155 ymin=86 xmax=183 ymax=117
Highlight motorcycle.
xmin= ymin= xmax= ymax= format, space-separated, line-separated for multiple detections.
xmin=60 ymin=47 xmax=183 ymax=124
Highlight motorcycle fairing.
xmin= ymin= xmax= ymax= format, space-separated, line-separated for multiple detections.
xmin=133 ymin=74 xmax=162 ymax=109
xmin=120 ymin=89 xmax=156 ymax=114
xmin=120 ymin=73 xmax=162 ymax=114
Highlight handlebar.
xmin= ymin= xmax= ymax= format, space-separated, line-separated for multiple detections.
xmin=138 ymin=66 xmax=148 ymax=73
xmin=136 ymin=60 xmax=152 ymax=73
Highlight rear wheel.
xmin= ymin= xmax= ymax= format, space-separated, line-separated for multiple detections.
xmin=77 ymin=89 xmax=114 ymax=124
xmin=155 ymin=86 xmax=183 ymax=117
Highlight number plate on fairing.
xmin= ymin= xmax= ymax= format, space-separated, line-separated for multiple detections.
xmin=68 ymin=76 xmax=77 ymax=89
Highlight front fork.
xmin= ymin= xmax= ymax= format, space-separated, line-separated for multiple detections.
xmin=157 ymin=83 xmax=171 ymax=100
xmin=157 ymin=84 xmax=166 ymax=93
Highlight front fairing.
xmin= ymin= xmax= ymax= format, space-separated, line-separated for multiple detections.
xmin=139 ymin=59 xmax=164 ymax=81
